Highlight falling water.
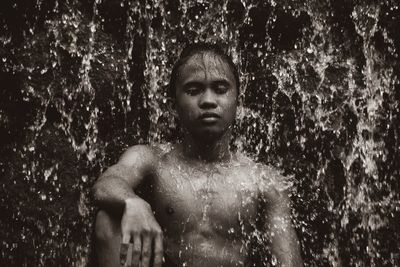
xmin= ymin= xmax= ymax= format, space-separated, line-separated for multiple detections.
xmin=1 ymin=0 xmax=399 ymax=266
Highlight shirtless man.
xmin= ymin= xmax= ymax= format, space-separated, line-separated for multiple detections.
xmin=92 ymin=43 xmax=303 ymax=267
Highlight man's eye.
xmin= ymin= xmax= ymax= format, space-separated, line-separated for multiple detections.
xmin=185 ymin=87 xmax=201 ymax=95
xmin=215 ymin=85 xmax=228 ymax=94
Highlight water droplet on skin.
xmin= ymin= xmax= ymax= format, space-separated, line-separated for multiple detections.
xmin=271 ymin=255 xmax=277 ymax=265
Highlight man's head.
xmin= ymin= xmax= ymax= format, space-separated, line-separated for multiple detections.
xmin=169 ymin=43 xmax=240 ymax=99
xmin=169 ymin=43 xmax=240 ymax=140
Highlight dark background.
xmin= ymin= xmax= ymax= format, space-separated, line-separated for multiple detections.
xmin=1 ymin=0 xmax=399 ymax=266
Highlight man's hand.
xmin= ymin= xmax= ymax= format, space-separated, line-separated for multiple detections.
xmin=120 ymin=198 xmax=163 ymax=267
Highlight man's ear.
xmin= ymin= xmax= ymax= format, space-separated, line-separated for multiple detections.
xmin=237 ymin=88 xmax=242 ymax=105
xmin=167 ymin=97 xmax=178 ymax=117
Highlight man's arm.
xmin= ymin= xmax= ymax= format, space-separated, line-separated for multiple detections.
xmin=92 ymin=145 xmax=155 ymax=212
xmin=265 ymin=188 xmax=303 ymax=266
xmin=259 ymin=170 xmax=303 ymax=267
xmin=92 ymin=145 xmax=163 ymax=267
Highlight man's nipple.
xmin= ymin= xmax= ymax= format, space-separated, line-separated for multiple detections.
xmin=165 ymin=206 xmax=174 ymax=215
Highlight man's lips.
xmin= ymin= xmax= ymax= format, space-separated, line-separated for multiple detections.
xmin=199 ymin=112 xmax=220 ymax=122
xmin=199 ymin=112 xmax=220 ymax=119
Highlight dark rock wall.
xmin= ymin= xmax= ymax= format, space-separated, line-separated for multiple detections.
xmin=1 ymin=0 xmax=399 ymax=266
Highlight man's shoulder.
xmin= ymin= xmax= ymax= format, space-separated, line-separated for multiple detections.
xmin=233 ymin=151 xmax=264 ymax=169
xmin=119 ymin=143 xmax=174 ymax=166
xmin=234 ymin=152 xmax=283 ymax=179
xmin=245 ymin=160 xmax=292 ymax=199
xmin=258 ymin=164 xmax=286 ymax=182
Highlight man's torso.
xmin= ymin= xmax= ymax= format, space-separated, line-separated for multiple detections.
xmin=143 ymin=144 xmax=269 ymax=267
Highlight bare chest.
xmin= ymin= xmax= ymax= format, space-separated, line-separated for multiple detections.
xmin=150 ymin=161 xmax=260 ymax=240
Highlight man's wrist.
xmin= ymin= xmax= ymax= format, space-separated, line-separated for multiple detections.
xmin=124 ymin=196 xmax=140 ymax=206
xmin=124 ymin=197 xmax=150 ymax=209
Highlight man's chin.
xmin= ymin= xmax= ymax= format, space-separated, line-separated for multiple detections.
xmin=192 ymin=128 xmax=225 ymax=142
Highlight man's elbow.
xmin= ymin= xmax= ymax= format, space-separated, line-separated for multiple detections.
xmin=91 ymin=168 xmax=117 ymax=203
xmin=91 ymin=179 xmax=106 ymax=205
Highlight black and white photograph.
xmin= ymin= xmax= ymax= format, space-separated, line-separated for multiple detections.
xmin=1 ymin=0 xmax=399 ymax=266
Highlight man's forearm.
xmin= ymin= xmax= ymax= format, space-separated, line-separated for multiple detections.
xmin=92 ymin=178 xmax=137 ymax=213
xmin=92 ymin=165 xmax=145 ymax=215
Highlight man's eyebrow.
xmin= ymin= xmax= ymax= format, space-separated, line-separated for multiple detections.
xmin=212 ymin=79 xmax=231 ymax=86
xmin=182 ymin=81 xmax=204 ymax=88
xmin=182 ymin=79 xmax=231 ymax=88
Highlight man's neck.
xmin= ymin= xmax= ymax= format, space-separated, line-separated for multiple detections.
xmin=180 ymin=130 xmax=232 ymax=163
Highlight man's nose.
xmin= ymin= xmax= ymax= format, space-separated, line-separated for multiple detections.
xmin=199 ymin=89 xmax=217 ymax=109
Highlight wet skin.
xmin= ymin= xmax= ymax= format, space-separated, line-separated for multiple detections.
xmin=149 ymin=146 xmax=261 ymax=267
xmin=93 ymin=52 xmax=303 ymax=267
xmin=154 ymin=55 xmax=259 ymax=265
xmin=174 ymin=52 xmax=238 ymax=142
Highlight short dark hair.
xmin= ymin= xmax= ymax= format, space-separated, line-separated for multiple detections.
xmin=168 ymin=42 xmax=240 ymax=98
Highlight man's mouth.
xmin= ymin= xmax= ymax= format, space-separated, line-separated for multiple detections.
xmin=199 ymin=112 xmax=220 ymax=122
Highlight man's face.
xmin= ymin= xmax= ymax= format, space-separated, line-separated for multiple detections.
xmin=175 ymin=52 xmax=238 ymax=140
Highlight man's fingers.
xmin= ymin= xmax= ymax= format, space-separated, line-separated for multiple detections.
xmin=131 ymin=234 xmax=142 ymax=267
xmin=153 ymin=233 xmax=163 ymax=267
xmin=141 ymin=235 xmax=152 ymax=267
xmin=120 ymin=231 xmax=131 ymax=266
xmin=120 ymin=242 xmax=130 ymax=266
xmin=122 ymin=232 xmax=131 ymax=244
